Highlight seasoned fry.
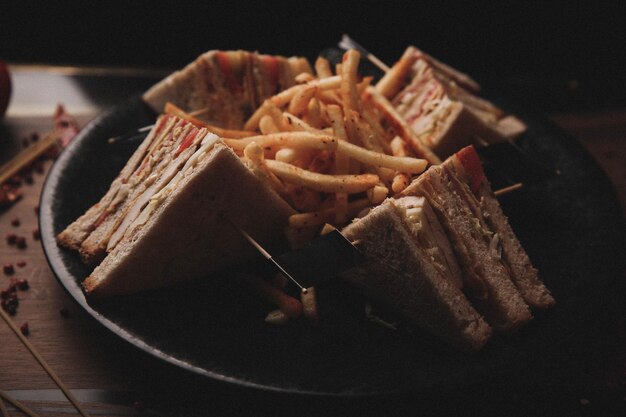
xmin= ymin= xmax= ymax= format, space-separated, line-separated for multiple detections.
xmin=315 ymin=56 xmax=333 ymax=78
xmin=326 ymin=105 xmax=350 ymax=223
xmin=288 ymin=85 xmax=318 ymax=116
xmin=301 ymin=287 xmax=320 ymax=326
xmin=243 ymin=142 xmax=288 ymax=195
xmin=336 ymin=140 xmax=427 ymax=173
xmin=341 ymin=49 xmax=361 ymax=117
xmin=270 ymin=75 xmax=342 ymax=108
xmin=243 ymin=99 xmax=281 ymax=130
xmin=282 ymin=112 xmax=327 ymax=134
xmin=376 ymin=46 xmax=418 ymax=99
xmin=224 ymin=132 xmax=339 ymax=152
xmin=316 ymin=89 xmax=342 ymax=105
xmin=367 ymin=184 xmax=389 ymax=204
xmin=275 ymin=148 xmax=298 ymax=163
xmin=357 ymin=76 xmax=374 ymax=96
xmin=392 ymin=173 xmax=411 ymax=194
xmin=245 ymin=275 xmax=302 ymax=318
xmin=361 ymin=106 xmax=392 ymax=153
xmin=265 ymin=309 xmax=290 ymax=325
xmin=295 ymin=72 xmax=316 ymax=83
xmin=286 ymin=184 xmax=322 ymax=212
xmin=266 ymin=159 xmax=379 ymax=193
xmin=288 ymin=198 xmax=372 ymax=228
xmin=347 ymin=109 xmax=384 ymax=153
xmin=259 ymin=115 xmax=280 ymax=134
xmin=390 ymin=135 xmax=412 ymax=157
xmin=303 ymin=98 xmax=323 ymax=127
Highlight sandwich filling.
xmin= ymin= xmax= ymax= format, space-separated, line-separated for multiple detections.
xmin=393 ymin=196 xmax=463 ymax=289
xmin=107 ymin=126 xmax=220 ymax=251
xmin=387 ymin=52 xmax=526 ymax=154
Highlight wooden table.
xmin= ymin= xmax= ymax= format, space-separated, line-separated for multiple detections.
xmin=0 ymin=67 xmax=624 ymax=416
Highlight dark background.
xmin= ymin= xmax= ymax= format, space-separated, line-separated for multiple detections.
xmin=1 ymin=1 xmax=625 ymax=112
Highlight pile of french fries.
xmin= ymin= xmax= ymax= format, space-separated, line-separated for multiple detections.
xmin=163 ymin=50 xmax=443 ymax=324
xmin=167 ymin=49 xmax=440 ymax=243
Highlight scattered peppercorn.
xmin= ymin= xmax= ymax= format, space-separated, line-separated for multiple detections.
xmin=3 ymin=263 xmax=14 ymax=275
xmin=17 ymin=279 xmax=29 ymax=291
xmin=32 ymin=228 xmax=40 ymax=240
xmin=24 ymin=175 xmax=34 ymax=185
xmin=16 ymin=236 xmax=27 ymax=249
xmin=6 ymin=233 xmax=17 ymax=244
xmin=1 ymin=292 xmax=18 ymax=315
xmin=11 ymin=218 xmax=20 ymax=227
xmin=0 ymin=290 xmax=9 ymax=300
xmin=20 ymin=322 xmax=29 ymax=336
xmin=16 ymin=260 xmax=26 ymax=268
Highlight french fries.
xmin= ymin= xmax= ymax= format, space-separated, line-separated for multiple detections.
xmin=224 ymin=132 xmax=338 ymax=152
xmin=221 ymin=50 xmax=440 ymax=241
xmin=192 ymin=49 xmax=450 ymax=328
xmin=266 ymin=159 xmax=379 ymax=194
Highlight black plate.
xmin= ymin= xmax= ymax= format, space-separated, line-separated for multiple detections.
xmin=39 ymin=95 xmax=625 ymax=396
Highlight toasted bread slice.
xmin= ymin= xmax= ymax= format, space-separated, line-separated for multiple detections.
xmin=403 ymin=163 xmax=533 ymax=332
xmin=83 ymin=140 xmax=295 ymax=297
xmin=342 ymin=201 xmax=492 ymax=352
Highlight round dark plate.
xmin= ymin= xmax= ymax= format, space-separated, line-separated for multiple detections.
xmin=39 ymin=95 xmax=625 ymax=396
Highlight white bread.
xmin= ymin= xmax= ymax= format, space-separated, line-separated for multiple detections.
xmin=342 ymin=201 xmax=492 ymax=353
xmin=142 ymin=50 xmax=311 ymax=129
xmin=56 ymin=115 xmax=176 ymax=251
xmin=83 ymin=141 xmax=295 ymax=297
xmin=402 ymin=165 xmax=533 ymax=332
xmin=449 ymin=146 xmax=555 ymax=309
xmin=378 ymin=46 xmax=527 ymax=158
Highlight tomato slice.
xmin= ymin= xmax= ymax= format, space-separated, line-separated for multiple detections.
xmin=216 ymin=51 xmax=242 ymax=94
xmin=261 ymin=55 xmax=279 ymax=91
xmin=175 ymin=128 xmax=199 ymax=156
xmin=455 ymin=145 xmax=485 ymax=196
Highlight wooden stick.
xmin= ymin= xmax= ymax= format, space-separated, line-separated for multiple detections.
xmin=0 ymin=390 xmax=41 ymax=417
xmin=0 ymin=394 xmax=9 ymax=417
xmin=0 ymin=133 xmax=57 ymax=185
xmin=494 ymin=182 xmax=523 ymax=197
xmin=338 ymin=34 xmax=390 ymax=72
xmin=0 ymin=307 xmax=91 ymax=417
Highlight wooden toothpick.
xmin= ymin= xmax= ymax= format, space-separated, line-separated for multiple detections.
xmin=0 ymin=308 xmax=91 ymax=417
xmin=0 ymin=390 xmax=41 ymax=417
xmin=494 ymin=182 xmax=524 ymax=197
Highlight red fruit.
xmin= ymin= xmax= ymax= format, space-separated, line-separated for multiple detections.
xmin=0 ymin=61 xmax=11 ymax=119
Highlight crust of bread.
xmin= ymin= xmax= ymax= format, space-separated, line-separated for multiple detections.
xmin=142 ymin=50 xmax=311 ymax=129
xmin=424 ymin=102 xmax=519 ymax=158
xmin=342 ymin=202 xmax=492 ymax=352
xmin=83 ymin=143 xmax=295 ymax=297
xmin=403 ymin=167 xmax=532 ymax=332
xmin=56 ymin=115 xmax=174 ymax=250
xmin=477 ymin=180 xmax=555 ymax=309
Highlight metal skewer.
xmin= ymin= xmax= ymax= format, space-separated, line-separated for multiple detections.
xmin=225 ymin=217 xmax=307 ymax=293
